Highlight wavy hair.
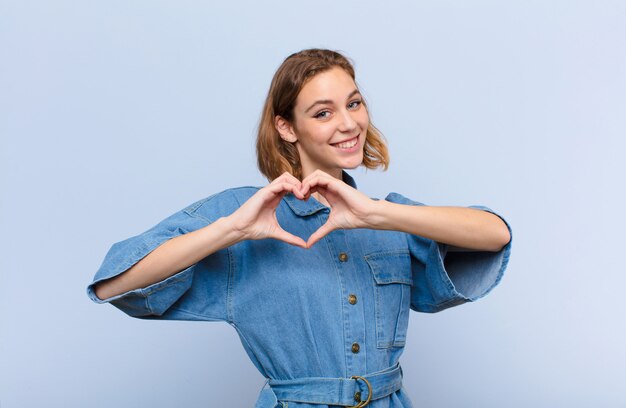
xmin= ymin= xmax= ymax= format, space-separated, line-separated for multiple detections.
xmin=256 ymin=49 xmax=389 ymax=181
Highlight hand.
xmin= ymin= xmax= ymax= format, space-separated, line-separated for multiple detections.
xmin=226 ymin=172 xmax=307 ymax=248
xmin=300 ymin=170 xmax=377 ymax=248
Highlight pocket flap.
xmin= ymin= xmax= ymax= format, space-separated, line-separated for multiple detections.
xmin=364 ymin=250 xmax=412 ymax=285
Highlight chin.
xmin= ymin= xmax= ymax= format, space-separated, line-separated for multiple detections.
xmin=342 ymin=157 xmax=364 ymax=170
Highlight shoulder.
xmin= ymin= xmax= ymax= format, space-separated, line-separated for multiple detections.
xmin=183 ymin=186 xmax=260 ymax=223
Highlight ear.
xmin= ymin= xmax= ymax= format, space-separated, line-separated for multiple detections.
xmin=274 ymin=115 xmax=298 ymax=143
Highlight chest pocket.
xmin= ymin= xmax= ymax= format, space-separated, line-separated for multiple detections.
xmin=364 ymin=250 xmax=413 ymax=348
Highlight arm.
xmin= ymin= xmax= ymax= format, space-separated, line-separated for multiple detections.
xmin=93 ymin=173 xmax=307 ymax=300
xmin=93 ymin=217 xmax=243 ymax=300
xmin=300 ymin=169 xmax=510 ymax=250
xmin=365 ymin=202 xmax=510 ymax=252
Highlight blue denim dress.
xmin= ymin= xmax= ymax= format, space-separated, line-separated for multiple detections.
xmin=87 ymin=172 xmax=512 ymax=408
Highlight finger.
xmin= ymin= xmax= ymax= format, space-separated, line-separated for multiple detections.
xmin=306 ymin=222 xmax=335 ymax=248
xmin=277 ymin=174 xmax=305 ymax=199
xmin=268 ymin=173 xmax=302 ymax=192
xmin=301 ymin=171 xmax=331 ymax=187
xmin=277 ymin=171 xmax=299 ymax=180
xmin=300 ymin=172 xmax=336 ymax=196
xmin=300 ymin=177 xmax=330 ymax=199
xmin=266 ymin=181 xmax=305 ymax=200
xmin=303 ymin=185 xmax=330 ymax=203
xmin=272 ymin=228 xmax=307 ymax=248
xmin=275 ymin=172 xmax=303 ymax=189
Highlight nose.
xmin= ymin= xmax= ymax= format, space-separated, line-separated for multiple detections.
xmin=337 ymin=109 xmax=358 ymax=133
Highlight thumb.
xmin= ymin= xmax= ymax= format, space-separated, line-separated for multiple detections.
xmin=306 ymin=222 xmax=335 ymax=248
xmin=272 ymin=228 xmax=307 ymax=249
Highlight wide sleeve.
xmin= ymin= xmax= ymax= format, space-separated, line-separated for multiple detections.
xmin=86 ymin=190 xmax=241 ymax=321
xmin=384 ymin=192 xmax=512 ymax=313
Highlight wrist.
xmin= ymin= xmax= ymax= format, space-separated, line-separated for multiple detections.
xmin=363 ymin=199 xmax=395 ymax=230
xmin=215 ymin=215 xmax=248 ymax=244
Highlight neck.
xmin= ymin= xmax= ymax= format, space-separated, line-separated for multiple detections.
xmin=301 ymin=167 xmax=343 ymax=181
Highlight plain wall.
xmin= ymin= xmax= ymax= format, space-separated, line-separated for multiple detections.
xmin=1 ymin=1 xmax=624 ymax=407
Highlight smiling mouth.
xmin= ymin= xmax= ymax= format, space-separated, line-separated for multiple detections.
xmin=331 ymin=135 xmax=359 ymax=149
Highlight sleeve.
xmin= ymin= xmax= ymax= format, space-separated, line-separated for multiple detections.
xmin=384 ymin=192 xmax=512 ymax=313
xmin=86 ymin=191 xmax=240 ymax=321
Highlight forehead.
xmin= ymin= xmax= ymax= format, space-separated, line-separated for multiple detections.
xmin=295 ymin=67 xmax=357 ymax=106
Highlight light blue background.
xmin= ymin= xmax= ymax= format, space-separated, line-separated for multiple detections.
xmin=1 ymin=1 xmax=624 ymax=407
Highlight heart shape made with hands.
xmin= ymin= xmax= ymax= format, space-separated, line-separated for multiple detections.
xmin=258 ymin=171 xmax=375 ymax=249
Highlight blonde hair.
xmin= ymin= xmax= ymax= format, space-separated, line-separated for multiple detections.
xmin=256 ymin=49 xmax=389 ymax=181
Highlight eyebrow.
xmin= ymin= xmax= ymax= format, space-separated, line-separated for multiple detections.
xmin=304 ymin=89 xmax=361 ymax=114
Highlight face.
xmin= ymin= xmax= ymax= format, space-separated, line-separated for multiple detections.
xmin=276 ymin=67 xmax=370 ymax=179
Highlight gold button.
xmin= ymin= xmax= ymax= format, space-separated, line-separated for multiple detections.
xmin=348 ymin=294 xmax=357 ymax=305
xmin=351 ymin=342 xmax=360 ymax=353
xmin=354 ymin=391 xmax=361 ymax=402
xmin=339 ymin=252 xmax=348 ymax=262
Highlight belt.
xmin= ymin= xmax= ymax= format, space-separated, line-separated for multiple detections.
xmin=267 ymin=364 xmax=403 ymax=407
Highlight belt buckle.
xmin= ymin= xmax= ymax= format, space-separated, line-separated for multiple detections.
xmin=349 ymin=375 xmax=372 ymax=408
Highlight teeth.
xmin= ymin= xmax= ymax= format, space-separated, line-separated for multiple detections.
xmin=335 ymin=137 xmax=358 ymax=149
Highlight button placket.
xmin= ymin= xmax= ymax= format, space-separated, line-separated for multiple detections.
xmin=342 ymin=252 xmax=361 ymax=359
xmin=325 ymin=226 xmax=366 ymax=375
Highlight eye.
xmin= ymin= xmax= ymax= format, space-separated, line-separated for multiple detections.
xmin=348 ymin=100 xmax=362 ymax=110
xmin=314 ymin=110 xmax=331 ymax=119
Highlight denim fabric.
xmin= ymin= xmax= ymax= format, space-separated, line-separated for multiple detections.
xmin=87 ymin=172 xmax=512 ymax=408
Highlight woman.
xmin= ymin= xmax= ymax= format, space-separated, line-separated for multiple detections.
xmin=88 ymin=49 xmax=512 ymax=408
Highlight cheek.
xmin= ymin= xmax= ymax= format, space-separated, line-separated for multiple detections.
xmin=358 ymin=109 xmax=370 ymax=127
xmin=311 ymin=123 xmax=335 ymax=140
xmin=294 ymin=122 xmax=319 ymax=142
xmin=299 ymin=125 xmax=331 ymax=146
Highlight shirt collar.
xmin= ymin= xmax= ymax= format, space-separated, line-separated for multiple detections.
xmin=284 ymin=171 xmax=357 ymax=216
